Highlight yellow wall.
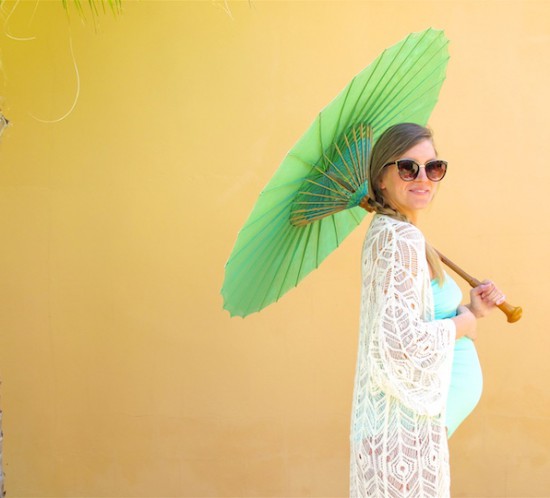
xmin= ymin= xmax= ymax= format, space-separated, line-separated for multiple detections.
xmin=0 ymin=1 xmax=548 ymax=496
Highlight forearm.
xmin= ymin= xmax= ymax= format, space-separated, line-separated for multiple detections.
xmin=451 ymin=305 xmax=477 ymax=340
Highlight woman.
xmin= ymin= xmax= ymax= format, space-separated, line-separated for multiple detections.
xmin=351 ymin=123 xmax=504 ymax=497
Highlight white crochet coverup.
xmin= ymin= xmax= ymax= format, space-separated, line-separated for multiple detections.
xmin=350 ymin=215 xmax=457 ymax=497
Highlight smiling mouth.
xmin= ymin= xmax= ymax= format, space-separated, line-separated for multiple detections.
xmin=410 ymin=189 xmax=430 ymax=194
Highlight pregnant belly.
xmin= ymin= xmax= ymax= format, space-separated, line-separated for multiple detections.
xmin=446 ymin=337 xmax=483 ymax=438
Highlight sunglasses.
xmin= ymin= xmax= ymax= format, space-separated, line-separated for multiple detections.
xmin=383 ymin=159 xmax=448 ymax=182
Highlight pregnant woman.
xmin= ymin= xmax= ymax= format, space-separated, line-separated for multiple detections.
xmin=351 ymin=123 xmax=504 ymax=497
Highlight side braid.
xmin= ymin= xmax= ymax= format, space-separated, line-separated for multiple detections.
xmin=362 ymin=196 xmax=409 ymax=223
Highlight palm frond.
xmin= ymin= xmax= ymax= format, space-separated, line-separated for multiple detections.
xmin=61 ymin=0 xmax=122 ymax=18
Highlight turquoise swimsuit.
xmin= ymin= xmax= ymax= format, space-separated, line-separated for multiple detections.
xmin=432 ymin=274 xmax=483 ymax=438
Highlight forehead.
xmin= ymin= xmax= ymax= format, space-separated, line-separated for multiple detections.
xmin=399 ymin=139 xmax=436 ymax=160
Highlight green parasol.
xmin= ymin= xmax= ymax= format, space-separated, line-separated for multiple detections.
xmin=222 ymin=28 xmax=450 ymax=318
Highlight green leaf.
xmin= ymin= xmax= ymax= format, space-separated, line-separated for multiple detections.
xmin=61 ymin=0 xmax=122 ymax=19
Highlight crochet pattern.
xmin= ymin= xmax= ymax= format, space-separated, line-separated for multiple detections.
xmin=350 ymin=215 xmax=456 ymax=497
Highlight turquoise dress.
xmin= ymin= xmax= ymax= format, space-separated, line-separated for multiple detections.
xmin=432 ymin=273 xmax=483 ymax=438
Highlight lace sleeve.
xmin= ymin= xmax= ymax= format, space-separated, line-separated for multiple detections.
xmin=370 ymin=222 xmax=456 ymax=416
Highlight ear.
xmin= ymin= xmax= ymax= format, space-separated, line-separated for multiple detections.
xmin=378 ymin=179 xmax=386 ymax=191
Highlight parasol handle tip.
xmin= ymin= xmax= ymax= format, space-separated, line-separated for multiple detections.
xmin=499 ymin=302 xmax=523 ymax=323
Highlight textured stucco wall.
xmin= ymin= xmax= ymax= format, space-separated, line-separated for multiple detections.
xmin=0 ymin=1 xmax=547 ymax=496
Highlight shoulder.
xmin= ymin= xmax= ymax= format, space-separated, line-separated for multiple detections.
xmin=364 ymin=216 xmax=426 ymax=269
xmin=368 ymin=214 xmax=425 ymax=245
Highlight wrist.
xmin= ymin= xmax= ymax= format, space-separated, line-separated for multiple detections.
xmin=453 ymin=306 xmax=478 ymax=341
xmin=459 ymin=304 xmax=474 ymax=317
xmin=464 ymin=303 xmax=484 ymax=319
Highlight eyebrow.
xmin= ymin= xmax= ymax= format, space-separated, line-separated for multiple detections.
xmin=397 ymin=157 xmax=439 ymax=163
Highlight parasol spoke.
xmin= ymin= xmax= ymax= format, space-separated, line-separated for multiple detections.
xmin=295 ymin=190 xmax=350 ymax=202
xmin=230 ymin=218 xmax=301 ymax=308
xmin=371 ymin=53 xmax=449 ymax=128
xmin=228 ymin=196 xmax=296 ymax=267
xmin=352 ymin=34 xmax=419 ymax=123
xmin=342 ymin=132 xmax=363 ymax=187
xmin=361 ymin=30 xmax=442 ymax=124
xmin=332 ymin=141 xmax=361 ymax=190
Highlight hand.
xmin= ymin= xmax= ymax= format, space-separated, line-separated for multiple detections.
xmin=467 ymin=280 xmax=506 ymax=319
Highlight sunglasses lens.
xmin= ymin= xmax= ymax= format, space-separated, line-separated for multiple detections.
xmin=426 ymin=160 xmax=447 ymax=181
xmin=396 ymin=160 xmax=419 ymax=181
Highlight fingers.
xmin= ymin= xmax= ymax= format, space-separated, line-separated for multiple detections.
xmin=476 ymin=281 xmax=506 ymax=306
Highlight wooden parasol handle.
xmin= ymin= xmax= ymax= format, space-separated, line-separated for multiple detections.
xmin=436 ymin=249 xmax=522 ymax=323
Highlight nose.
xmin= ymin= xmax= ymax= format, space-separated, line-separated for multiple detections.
xmin=415 ymin=165 xmax=430 ymax=181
